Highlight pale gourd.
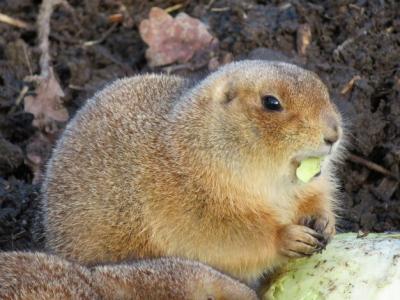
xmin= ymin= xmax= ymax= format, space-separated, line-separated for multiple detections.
xmin=264 ymin=233 xmax=400 ymax=300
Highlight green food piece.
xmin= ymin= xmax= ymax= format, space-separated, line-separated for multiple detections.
xmin=263 ymin=233 xmax=400 ymax=300
xmin=296 ymin=157 xmax=322 ymax=183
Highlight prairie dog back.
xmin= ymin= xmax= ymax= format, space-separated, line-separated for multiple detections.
xmin=0 ymin=252 xmax=258 ymax=300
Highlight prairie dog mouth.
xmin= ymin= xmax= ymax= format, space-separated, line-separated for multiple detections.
xmin=297 ymin=157 xmax=324 ymax=182
xmin=291 ymin=148 xmax=331 ymax=183
xmin=292 ymin=147 xmax=331 ymax=164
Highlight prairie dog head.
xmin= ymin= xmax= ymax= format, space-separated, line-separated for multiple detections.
xmin=173 ymin=60 xmax=343 ymax=186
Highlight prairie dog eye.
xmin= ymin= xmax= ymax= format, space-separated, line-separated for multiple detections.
xmin=262 ymin=95 xmax=282 ymax=111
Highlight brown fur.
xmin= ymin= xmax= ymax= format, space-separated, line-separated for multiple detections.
xmin=41 ymin=60 xmax=345 ymax=282
xmin=0 ymin=252 xmax=257 ymax=300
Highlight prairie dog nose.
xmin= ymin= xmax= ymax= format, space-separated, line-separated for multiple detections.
xmin=323 ymin=114 xmax=339 ymax=145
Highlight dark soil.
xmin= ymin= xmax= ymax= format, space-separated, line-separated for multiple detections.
xmin=0 ymin=0 xmax=399 ymax=251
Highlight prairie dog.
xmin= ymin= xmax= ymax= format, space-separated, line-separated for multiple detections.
xmin=42 ymin=60 xmax=344 ymax=282
xmin=0 ymin=252 xmax=258 ymax=300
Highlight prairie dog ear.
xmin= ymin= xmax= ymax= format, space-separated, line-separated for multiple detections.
xmin=209 ymin=76 xmax=235 ymax=104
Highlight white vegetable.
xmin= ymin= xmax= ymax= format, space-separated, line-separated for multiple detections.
xmin=264 ymin=233 xmax=400 ymax=300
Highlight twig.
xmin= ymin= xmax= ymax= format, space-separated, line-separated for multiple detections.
xmin=349 ymin=4 xmax=365 ymax=14
xmin=333 ymin=23 xmax=371 ymax=59
xmin=37 ymin=0 xmax=64 ymax=80
xmin=8 ymin=85 xmax=29 ymax=115
xmin=22 ymin=42 xmax=33 ymax=76
xmin=22 ymin=0 xmax=69 ymax=137
xmin=164 ymin=3 xmax=183 ymax=14
xmin=15 ymin=86 xmax=30 ymax=107
xmin=340 ymin=75 xmax=361 ymax=95
xmin=333 ymin=37 xmax=355 ymax=58
xmin=211 ymin=7 xmax=230 ymax=12
xmin=347 ymin=153 xmax=399 ymax=180
xmin=206 ymin=0 xmax=216 ymax=10
xmin=11 ymin=230 xmax=26 ymax=240
xmin=68 ymin=84 xmax=86 ymax=91
xmin=162 ymin=63 xmax=192 ymax=74
xmin=83 ymin=23 xmax=118 ymax=47
xmin=24 ymin=0 xmax=67 ymax=82
xmin=0 ymin=12 xmax=32 ymax=29
xmin=24 ymin=0 xmax=75 ymax=83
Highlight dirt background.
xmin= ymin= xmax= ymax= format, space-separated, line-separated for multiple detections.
xmin=0 ymin=0 xmax=399 ymax=251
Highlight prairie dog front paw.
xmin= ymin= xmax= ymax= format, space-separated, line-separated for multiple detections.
xmin=299 ymin=213 xmax=336 ymax=244
xmin=278 ymin=224 xmax=325 ymax=258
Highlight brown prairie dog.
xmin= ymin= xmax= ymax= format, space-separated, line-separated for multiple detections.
xmin=0 ymin=252 xmax=258 ymax=300
xmin=42 ymin=60 xmax=344 ymax=283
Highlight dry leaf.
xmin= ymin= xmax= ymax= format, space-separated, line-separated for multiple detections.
xmin=24 ymin=68 xmax=69 ymax=132
xmin=139 ymin=7 xmax=218 ymax=67
xmin=25 ymin=132 xmax=53 ymax=184
xmin=297 ymin=23 xmax=312 ymax=56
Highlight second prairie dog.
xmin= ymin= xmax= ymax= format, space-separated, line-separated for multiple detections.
xmin=0 ymin=251 xmax=258 ymax=300
xmin=42 ymin=60 xmax=344 ymax=282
